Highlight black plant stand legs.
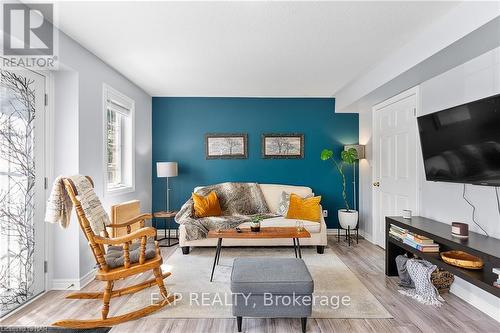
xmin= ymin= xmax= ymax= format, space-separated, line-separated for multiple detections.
xmin=337 ymin=226 xmax=359 ymax=246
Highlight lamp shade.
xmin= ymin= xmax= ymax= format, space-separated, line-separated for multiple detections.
xmin=157 ymin=162 xmax=178 ymax=178
xmin=344 ymin=145 xmax=365 ymax=159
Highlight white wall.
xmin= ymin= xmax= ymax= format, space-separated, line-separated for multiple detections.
xmin=49 ymin=31 xmax=152 ymax=287
xmin=418 ymin=47 xmax=500 ymax=321
xmin=359 ymin=46 xmax=500 ymax=321
xmin=51 ymin=71 xmax=80 ymax=282
xmin=418 ymin=47 xmax=500 ymax=239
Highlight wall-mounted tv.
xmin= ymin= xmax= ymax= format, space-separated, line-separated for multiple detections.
xmin=417 ymin=93 xmax=500 ymax=186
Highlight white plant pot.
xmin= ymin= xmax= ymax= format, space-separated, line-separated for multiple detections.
xmin=338 ymin=209 xmax=358 ymax=229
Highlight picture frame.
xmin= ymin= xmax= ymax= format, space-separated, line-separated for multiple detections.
xmin=205 ymin=133 xmax=248 ymax=159
xmin=261 ymin=133 xmax=304 ymax=159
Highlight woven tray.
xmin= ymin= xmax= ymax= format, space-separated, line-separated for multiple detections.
xmin=440 ymin=250 xmax=484 ymax=270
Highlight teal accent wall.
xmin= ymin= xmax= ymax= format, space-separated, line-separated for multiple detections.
xmin=152 ymin=97 xmax=359 ymax=228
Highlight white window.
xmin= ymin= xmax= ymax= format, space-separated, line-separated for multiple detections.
xmin=103 ymin=84 xmax=135 ymax=194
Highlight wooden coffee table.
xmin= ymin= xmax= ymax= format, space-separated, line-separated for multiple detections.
xmin=207 ymin=227 xmax=311 ymax=282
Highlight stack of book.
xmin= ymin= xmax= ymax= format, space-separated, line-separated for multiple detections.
xmin=494 ymin=268 xmax=500 ymax=288
xmin=403 ymin=232 xmax=440 ymax=253
xmin=389 ymin=224 xmax=407 ymax=241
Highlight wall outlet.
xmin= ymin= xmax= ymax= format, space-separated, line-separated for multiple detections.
xmin=322 ymin=210 xmax=328 ymax=218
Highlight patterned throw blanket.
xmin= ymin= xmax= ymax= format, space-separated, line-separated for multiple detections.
xmin=175 ymin=182 xmax=276 ymax=240
xmin=398 ymin=258 xmax=444 ymax=306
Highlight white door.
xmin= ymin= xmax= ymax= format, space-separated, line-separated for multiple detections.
xmin=0 ymin=69 xmax=46 ymax=316
xmin=372 ymin=87 xmax=419 ymax=248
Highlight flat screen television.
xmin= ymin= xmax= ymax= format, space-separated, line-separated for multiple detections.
xmin=417 ymin=93 xmax=500 ymax=186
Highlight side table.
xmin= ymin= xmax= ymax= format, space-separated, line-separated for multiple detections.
xmin=153 ymin=211 xmax=179 ymax=247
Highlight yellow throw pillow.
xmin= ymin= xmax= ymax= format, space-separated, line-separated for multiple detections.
xmin=192 ymin=191 xmax=222 ymax=218
xmin=286 ymin=193 xmax=321 ymax=222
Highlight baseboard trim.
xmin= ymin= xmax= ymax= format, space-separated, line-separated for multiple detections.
xmin=326 ymin=228 xmax=339 ymax=235
xmin=450 ymin=277 xmax=500 ymax=322
xmin=51 ymin=268 xmax=96 ymax=290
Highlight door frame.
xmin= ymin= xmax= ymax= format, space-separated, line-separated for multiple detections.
xmin=42 ymin=70 xmax=54 ymax=292
xmin=371 ymin=86 xmax=421 ymax=248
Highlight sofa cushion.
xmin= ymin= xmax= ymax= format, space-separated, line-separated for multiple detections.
xmin=259 ymin=184 xmax=313 ymax=213
xmin=238 ymin=216 xmax=321 ymax=233
xmin=231 ymin=257 xmax=314 ymax=294
xmin=105 ymin=239 xmax=156 ymax=268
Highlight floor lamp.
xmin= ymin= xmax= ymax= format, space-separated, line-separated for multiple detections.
xmin=157 ymin=162 xmax=178 ymax=213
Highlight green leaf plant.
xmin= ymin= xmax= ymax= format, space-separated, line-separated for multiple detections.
xmin=320 ymin=147 xmax=358 ymax=212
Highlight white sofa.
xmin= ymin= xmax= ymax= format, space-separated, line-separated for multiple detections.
xmin=179 ymin=184 xmax=328 ymax=254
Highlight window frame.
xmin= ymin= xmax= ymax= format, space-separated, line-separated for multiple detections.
xmin=102 ymin=83 xmax=135 ymax=196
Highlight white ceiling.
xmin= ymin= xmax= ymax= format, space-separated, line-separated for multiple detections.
xmin=55 ymin=1 xmax=461 ymax=97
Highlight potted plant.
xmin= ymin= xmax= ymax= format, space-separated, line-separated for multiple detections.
xmin=320 ymin=147 xmax=359 ymax=229
xmin=250 ymin=215 xmax=264 ymax=232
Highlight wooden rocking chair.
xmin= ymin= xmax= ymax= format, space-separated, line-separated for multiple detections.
xmin=52 ymin=176 xmax=176 ymax=328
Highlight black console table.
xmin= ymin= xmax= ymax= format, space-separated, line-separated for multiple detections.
xmin=386 ymin=216 xmax=500 ymax=298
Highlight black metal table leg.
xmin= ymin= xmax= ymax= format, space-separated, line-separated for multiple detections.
xmin=297 ymin=238 xmax=302 ymax=259
xmin=210 ymin=238 xmax=222 ymax=282
xmin=293 ymin=238 xmax=298 ymax=258
xmin=217 ymin=244 xmax=222 ymax=265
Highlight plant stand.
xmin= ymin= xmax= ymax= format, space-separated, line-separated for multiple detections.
xmin=337 ymin=224 xmax=359 ymax=246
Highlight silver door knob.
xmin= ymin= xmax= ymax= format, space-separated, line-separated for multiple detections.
xmin=373 ymin=182 xmax=380 ymax=187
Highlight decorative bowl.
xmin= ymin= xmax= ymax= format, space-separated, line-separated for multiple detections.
xmin=440 ymin=250 xmax=484 ymax=270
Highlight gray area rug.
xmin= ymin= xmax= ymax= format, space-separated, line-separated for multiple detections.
xmin=123 ymin=246 xmax=392 ymax=319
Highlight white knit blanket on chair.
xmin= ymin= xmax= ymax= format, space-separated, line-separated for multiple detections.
xmin=45 ymin=175 xmax=110 ymax=234
xmin=398 ymin=259 xmax=444 ymax=306
xmin=45 ymin=176 xmax=73 ymax=228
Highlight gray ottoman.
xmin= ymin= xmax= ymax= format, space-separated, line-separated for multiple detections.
xmin=231 ymin=257 xmax=314 ymax=333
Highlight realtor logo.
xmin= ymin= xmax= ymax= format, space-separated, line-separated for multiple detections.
xmin=2 ymin=2 xmax=57 ymax=69
xmin=3 ymin=3 xmax=53 ymax=56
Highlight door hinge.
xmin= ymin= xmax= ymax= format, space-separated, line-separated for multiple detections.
xmin=413 ymin=108 xmax=416 ymax=116
xmin=44 ymin=260 xmax=48 ymax=273
xmin=44 ymin=93 xmax=48 ymax=106
xmin=44 ymin=177 xmax=48 ymax=190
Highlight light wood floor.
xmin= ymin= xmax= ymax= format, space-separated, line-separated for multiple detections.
xmin=3 ymin=237 xmax=498 ymax=332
